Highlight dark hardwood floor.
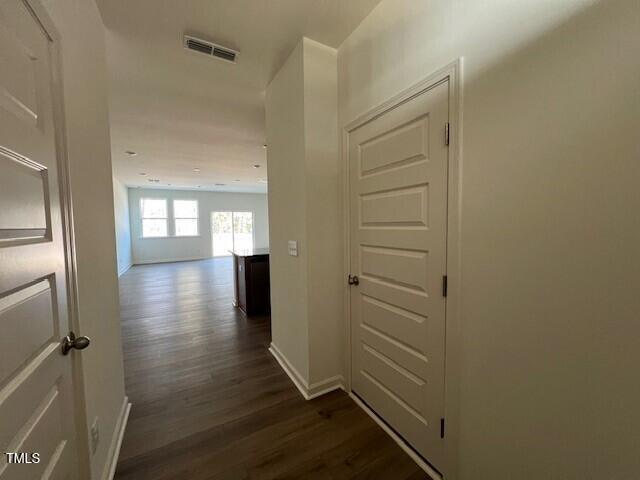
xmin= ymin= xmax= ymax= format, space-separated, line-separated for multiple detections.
xmin=115 ymin=258 xmax=430 ymax=480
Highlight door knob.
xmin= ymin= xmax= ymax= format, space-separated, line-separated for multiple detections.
xmin=348 ymin=274 xmax=360 ymax=286
xmin=61 ymin=332 xmax=91 ymax=355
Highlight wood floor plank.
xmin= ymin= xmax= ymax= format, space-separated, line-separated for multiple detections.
xmin=115 ymin=258 xmax=430 ymax=479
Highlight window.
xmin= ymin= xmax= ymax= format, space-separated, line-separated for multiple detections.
xmin=211 ymin=211 xmax=253 ymax=256
xmin=174 ymin=200 xmax=199 ymax=236
xmin=141 ymin=198 xmax=167 ymax=237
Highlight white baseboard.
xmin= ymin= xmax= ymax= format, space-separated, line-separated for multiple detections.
xmin=117 ymin=263 xmax=132 ymax=277
xmin=349 ymin=392 xmax=442 ymax=480
xmin=101 ymin=396 xmax=131 ymax=480
xmin=308 ymin=375 xmax=345 ymax=399
xmin=133 ymin=256 xmax=209 ymax=266
xmin=268 ymin=343 xmax=343 ymax=400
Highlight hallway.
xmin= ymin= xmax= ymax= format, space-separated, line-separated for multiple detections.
xmin=115 ymin=259 xmax=429 ymax=479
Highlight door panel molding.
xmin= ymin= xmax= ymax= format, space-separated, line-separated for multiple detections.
xmin=342 ymin=58 xmax=463 ymax=480
xmin=4 ymin=1 xmax=92 ymax=477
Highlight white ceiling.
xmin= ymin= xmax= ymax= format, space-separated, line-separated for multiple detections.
xmin=97 ymin=0 xmax=382 ymax=193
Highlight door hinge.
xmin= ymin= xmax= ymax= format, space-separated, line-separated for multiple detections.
xmin=442 ymin=275 xmax=448 ymax=297
xmin=444 ymin=122 xmax=450 ymax=146
xmin=440 ymin=418 xmax=445 ymax=438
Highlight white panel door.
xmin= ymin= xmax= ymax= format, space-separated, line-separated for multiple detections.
xmin=350 ymin=80 xmax=449 ymax=470
xmin=0 ymin=1 xmax=82 ymax=479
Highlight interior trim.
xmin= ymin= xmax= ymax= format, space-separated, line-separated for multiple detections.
xmin=117 ymin=263 xmax=132 ymax=277
xmin=268 ymin=343 xmax=344 ymax=400
xmin=350 ymin=392 xmax=441 ymax=480
xmin=101 ymin=396 xmax=131 ymax=480
xmin=133 ymin=256 xmax=209 ymax=266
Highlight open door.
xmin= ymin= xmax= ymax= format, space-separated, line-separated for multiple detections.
xmin=0 ymin=1 xmax=86 ymax=477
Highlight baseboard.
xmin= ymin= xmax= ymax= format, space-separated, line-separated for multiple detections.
xmin=349 ymin=392 xmax=442 ymax=480
xmin=133 ymin=256 xmax=209 ymax=266
xmin=268 ymin=343 xmax=343 ymax=400
xmin=268 ymin=343 xmax=310 ymax=399
xmin=101 ymin=397 xmax=131 ymax=480
xmin=308 ymin=375 xmax=345 ymax=399
xmin=117 ymin=263 xmax=132 ymax=277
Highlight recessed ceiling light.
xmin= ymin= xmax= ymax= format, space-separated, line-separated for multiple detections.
xmin=125 ymin=150 xmax=137 ymax=156
xmin=193 ymin=168 xmax=200 ymax=172
xmin=139 ymin=172 xmax=147 ymax=176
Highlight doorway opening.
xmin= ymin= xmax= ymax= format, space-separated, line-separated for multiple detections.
xmin=211 ymin=211 xmax=254 ymax=257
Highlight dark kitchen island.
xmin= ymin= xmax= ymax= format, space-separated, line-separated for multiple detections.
xmin=229 ymin=247 xmax=270 ymax=316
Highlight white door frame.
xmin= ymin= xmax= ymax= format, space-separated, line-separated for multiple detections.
xmin=342 ymin=59 xmax=463 ymax=480
xmin=21 ymin=0 xmax=92 ymax=477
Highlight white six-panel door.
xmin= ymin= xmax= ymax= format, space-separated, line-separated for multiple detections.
xmin=349 ymin=80 xmax=449 ymax=471
xmin=0 ymin=1 xmax=80 ymax=479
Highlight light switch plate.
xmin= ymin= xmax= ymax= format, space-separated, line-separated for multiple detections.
xmin=287 ymin=240 xmax=298 ymax=257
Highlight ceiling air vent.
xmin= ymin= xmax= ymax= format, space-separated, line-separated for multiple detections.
xmin=184 ymin=35 xmax=238 ymax=64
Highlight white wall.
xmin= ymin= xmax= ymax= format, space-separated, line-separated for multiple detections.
xmin=266 ymin=41 xmax=310 ymax=382
xmin=42 ymin=0 xmax=127 ymax=478
xmin=339 ymin=0 xmax=640 ymax=478
xmin=128 ymin=188 xmax=269 ymax=264
xmin=113 ymin=177 xmax=132 ymax=275
xmin=266 ymin=38 xmax=343 ymax=391
xmin=302 ymin=40 xmax=343 ymax=386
